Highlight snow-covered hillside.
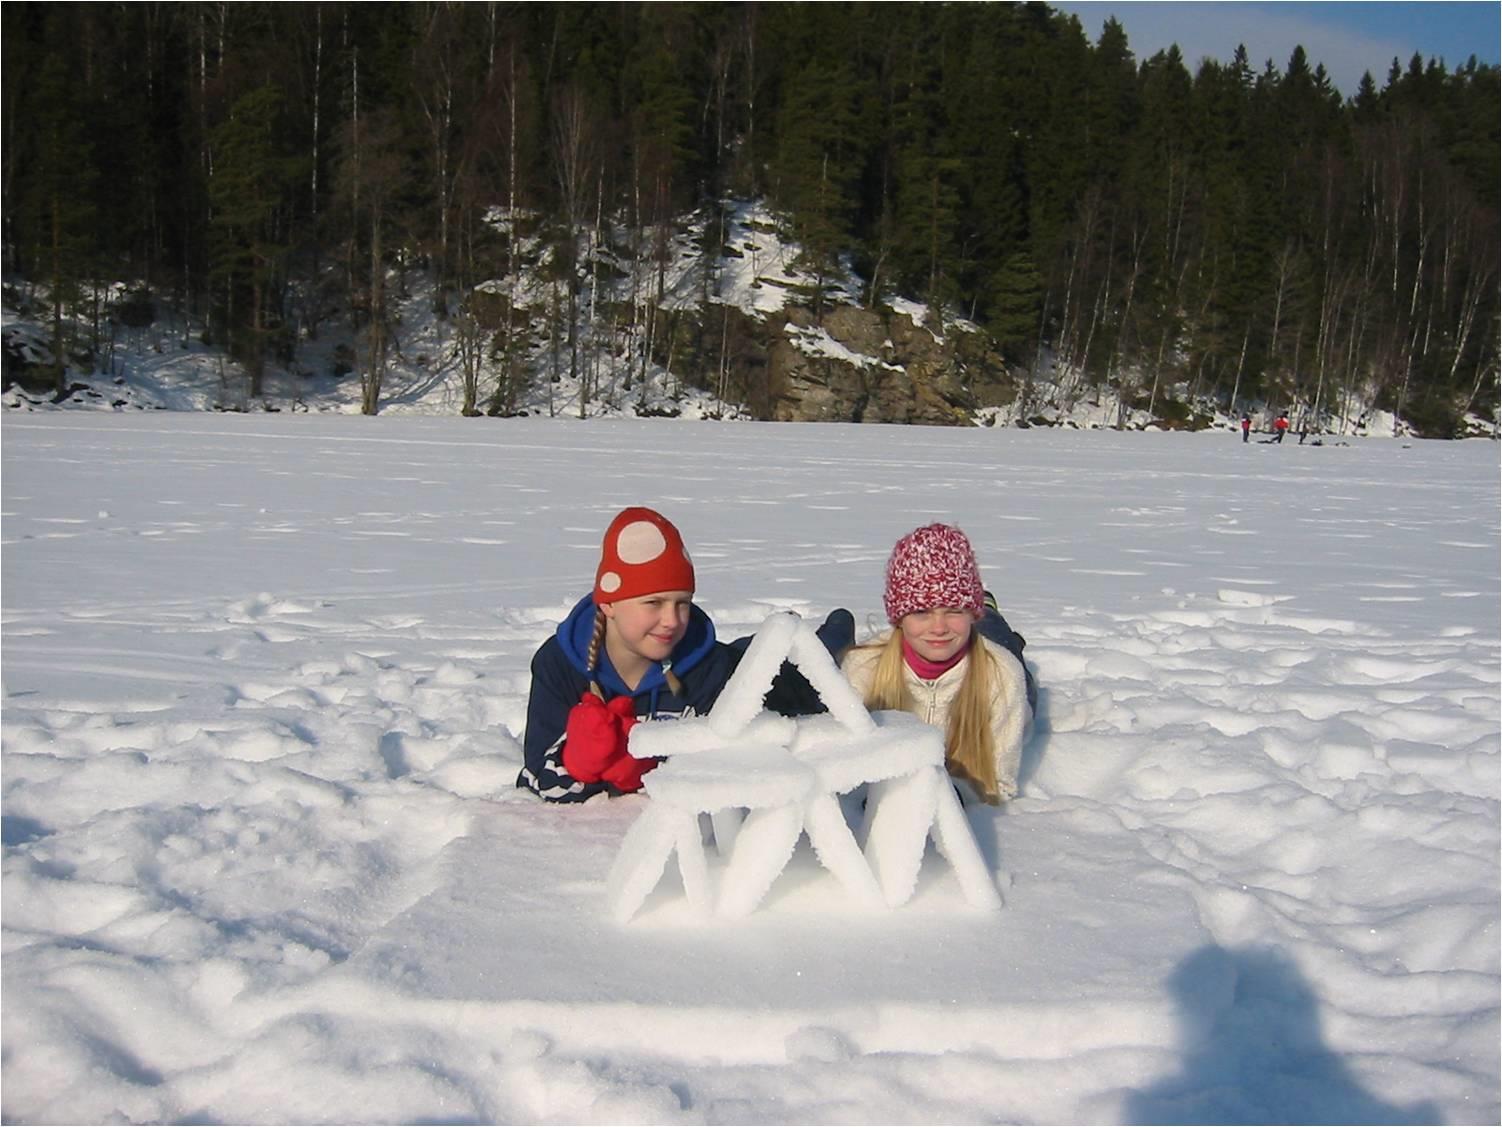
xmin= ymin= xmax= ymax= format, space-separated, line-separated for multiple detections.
xmin=10 ymin=200 xmax=1491 ymax=437
xmin=3 ymin=414 xmax=1497 ymax=1123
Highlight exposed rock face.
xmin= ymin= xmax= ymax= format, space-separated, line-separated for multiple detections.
xmin=654 ymin=296 xmax=1021 ymax=424
xmin=763 ymin=305 xmax=1021 ymax=423
xmin=731 ymin=303 xmax=1017 ymax=425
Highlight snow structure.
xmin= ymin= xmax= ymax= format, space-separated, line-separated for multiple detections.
xmin=606 ymin=611 xmax=1003 ymax=922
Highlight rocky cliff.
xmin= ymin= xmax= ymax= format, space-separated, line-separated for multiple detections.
xmin=693 ymin=302 xmax=1022 ymax=425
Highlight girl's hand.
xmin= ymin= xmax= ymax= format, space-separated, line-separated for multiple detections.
xmin=604 ymin=694 xmax=638 ymax=728
xmin=600 ymin=747 xmax=656 ymax=792
xmin=561 ymin=692 xmax=654 ymax=790
xmin=561 ymin=693 xmax=629 ymax=782
xmin=599 ymin=694 xmax=657 ymax=791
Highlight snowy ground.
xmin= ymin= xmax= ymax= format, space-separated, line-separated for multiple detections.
xmin=2 ymin=414 xmax=1497 ymax=1124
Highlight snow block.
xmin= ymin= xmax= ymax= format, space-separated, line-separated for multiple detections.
xmin=931 ymin=782 xmax=1003 ymax=912
xmin=606 ymin=611 xmax=1002 ymax=922
xmin=643 ymin=744 xmax=814 ymax=812
xmin=862 ymin=767 xmax=941 ymax=908
xmin=629 ymin=711 xmax=794 ymax=760
xmin=788 ymin=627 xmax=876 ymax=735
xmin=707 ymin=611 xmax=805 ymax=737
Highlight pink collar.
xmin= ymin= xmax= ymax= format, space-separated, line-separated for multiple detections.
xmin=902 ymin=638 xmax=967 ymax=681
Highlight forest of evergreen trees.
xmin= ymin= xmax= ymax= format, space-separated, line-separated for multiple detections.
xmin=3 ymin=2 xmax=1497 ymax=433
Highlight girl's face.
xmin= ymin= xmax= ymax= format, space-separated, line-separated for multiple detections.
xmin=899 ymin=607 xmax=975 ymax=664
xmin=603 ymin=590 xmax=693 ymax=664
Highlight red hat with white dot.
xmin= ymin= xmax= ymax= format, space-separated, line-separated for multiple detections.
xmin=593 ymin=506 xmax=696 ymax=605
xmin=883 ymin=522 xmax=985 ymax=624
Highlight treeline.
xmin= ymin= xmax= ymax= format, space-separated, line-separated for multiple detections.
xmin=3 ymin=2 xmax=1497 ymax=431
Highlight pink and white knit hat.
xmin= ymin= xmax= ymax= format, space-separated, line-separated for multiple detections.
xmin=883 ymin=523 xmax=985 ymax=623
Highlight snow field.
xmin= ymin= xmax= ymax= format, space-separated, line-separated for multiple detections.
xmin=2 ymin=414 xmax=1498 ymax=1123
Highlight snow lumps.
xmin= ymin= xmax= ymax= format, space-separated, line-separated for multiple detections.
xmin=612 ymin=612 xmax=999 ymax=922
xmin=3 ymin=417 xmax=1498 ymax=1125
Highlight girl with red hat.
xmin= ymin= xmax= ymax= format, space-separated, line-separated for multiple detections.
xmin=518 ymin=506 xmax=852 ymax=803
xmin=842 ymin=523 xmax=1033 ymax=804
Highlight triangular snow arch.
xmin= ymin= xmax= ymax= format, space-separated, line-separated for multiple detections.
xmin=605 ymin=611 xmax=1003 ymax=922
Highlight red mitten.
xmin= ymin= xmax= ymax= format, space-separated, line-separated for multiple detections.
xmin=605 ymin=693 xmax=638 ymax=730
xmin=601 ymin=746 xmax=658 ymax=793
xmin=561 ymin=692 xmax=627 ymax=783
xmin=600 ymin=694 xmax=656 ymax=792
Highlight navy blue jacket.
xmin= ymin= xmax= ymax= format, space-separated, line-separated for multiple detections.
xmin=975 ymin=607 xmax=1038 ymax=715
xmin=516 ymin=596 xmax=853 ymax=803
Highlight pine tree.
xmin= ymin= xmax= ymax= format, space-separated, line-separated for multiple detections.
xmin=0 ymin=2 xmax=1493 ymax=433
xmin=209 ymin=83 xmax=301 ymax=402
xmin=19 ymin=52 xmax=98 ymax=396
xmin=989 ymin=250 xmax=1044 ymax=359
xmin=771 ymin=56 xmax=863 ymax=317
xmin=947 ymin=8 xmax=1029 ymax=283
xmin=886 ymin=26 xmax=962 ymax=317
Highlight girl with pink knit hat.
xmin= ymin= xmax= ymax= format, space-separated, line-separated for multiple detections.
xmin=841 ymin=523 xmax=1033 ymax=804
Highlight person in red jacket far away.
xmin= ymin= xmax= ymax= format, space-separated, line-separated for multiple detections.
xmin=1241 ymin=414 xmax=1252 ymax=443
xmin=1273 ymin=413 xmax=1290 ymax=443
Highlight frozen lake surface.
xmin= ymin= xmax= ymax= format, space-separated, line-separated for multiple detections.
xmin=3 ymin=415 xmax=1498 ymax=1124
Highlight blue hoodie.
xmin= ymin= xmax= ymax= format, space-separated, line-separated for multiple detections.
xmin=516 ymin=596 xmax=853 ymax=803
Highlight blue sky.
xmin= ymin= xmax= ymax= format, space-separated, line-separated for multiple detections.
xmin=1051 ymin=2 xmax=1500 ymax=96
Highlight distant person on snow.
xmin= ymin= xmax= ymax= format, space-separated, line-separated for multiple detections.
xmin=841 ymin=523 xmax=1035 ymax=805
xmin=1241 ymin=414 xmax=1252 ymax=443
xmin=517 ymin=506 xmax=852 ymax=803
xmin=1273 ymin=413 xmax=1290 ymax=443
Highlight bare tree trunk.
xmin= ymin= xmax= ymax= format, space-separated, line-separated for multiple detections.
xmin=307 ymin=3 xmax=323 ymax=338
xmin=626 ymin=148 xmax=643 ymax=394
xmin=489 ymin=41 xmax=520 ymax=417
xmin=415 ymin=6 xmax=458 ymax=281
xmin=1107 ymin=223 xmax=1147 ymax=428
xmin=457 ymin=302 xmax=482 ymax=416
xmin=505 ymin=46 xmax=518 ymax=414
xmin=718 ymin=304 xmax=731 ymax=402
xmin=1340 ymin=292 xmax=1371 ymax=435
xmin=550 ymin=86 xmax=592 ymax=395
xmin=249 ymin=271 xmax=264 ymax=400
xmin=1312 ymin=268 xmax=1353 ymax=431
xmin=586 ymin=163 xmax=604 ymax=409
xmin=553 ymin=279 xmax=572 ymax=418
xmin=1446 ymin=255 xmax=1493 ymax=390
xmin=1461 ymin=310 xmax=1497 ymax=419
xmin=361 ymin=204 xmax=385 ymax=415
xmin=1057 ymin=187 xmax=1101 ymax=374
xmin=1228 ymin=321 xmax=1250 ymax=414
xmin=49 ymin=195 xmax=66 ymax=396
xmin=1268 ymin=239 xmax=1299 ymax=369
xmin=347 ymin=34 xmax=361 ymax=323
xmin=742 ymin=6 xmax=758 ymax=193
xmin=1146 ymin=328 xmax=1168 ymax=419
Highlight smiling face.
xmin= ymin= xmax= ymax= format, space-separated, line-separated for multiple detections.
xmin=897 ymin=606 xmax=976 ymax=665
xmin=602 ymin=590 xmax=693 ymax=675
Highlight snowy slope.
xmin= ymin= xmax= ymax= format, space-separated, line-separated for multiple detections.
xmin=2 ymin=415 xmax=1498 ymax=1124
xmin=12 ymin=200 xmax=1486 ymax=437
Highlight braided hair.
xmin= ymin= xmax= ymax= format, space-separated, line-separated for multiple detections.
xmin=586 ymin=605 xmax=609 ymax=700
xmin=587 ymin=602 xmax=686 ymax=699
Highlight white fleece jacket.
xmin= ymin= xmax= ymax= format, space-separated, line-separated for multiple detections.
xmin=840 ymin=635 xmax=1032 ymax=801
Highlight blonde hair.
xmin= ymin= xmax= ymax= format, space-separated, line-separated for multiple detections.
xmin=856 ymin=629 xmax=1000 ymax=803
xmin=588 ymin=603 xmax=685 ymax=699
